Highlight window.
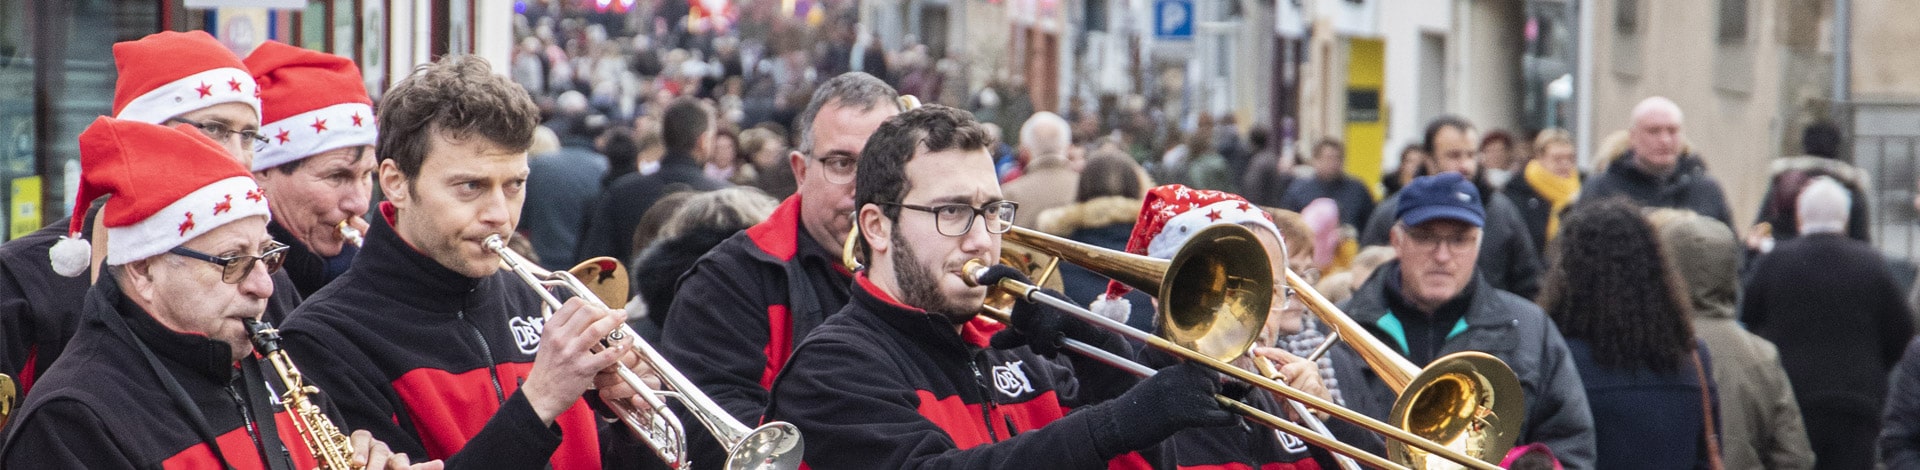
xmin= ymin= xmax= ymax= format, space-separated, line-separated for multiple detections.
xmin=1614 ymin=0 xmax=1638 ymax=35
xmin=1718 ymin=0 xmax=1749 ymax=45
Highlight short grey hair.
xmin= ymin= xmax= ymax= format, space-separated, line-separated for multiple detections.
xmin=1796 ymin=176 xmax=1850 ymax=235
xmin=1018 ymin=111 xmax=1071 ymax=163
xmin=657 ymin=187 xmax=781 ymax=241
xmin=794 ymin=72 xmax=901 ymax=155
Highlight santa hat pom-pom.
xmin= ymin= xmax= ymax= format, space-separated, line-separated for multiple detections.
xmin=1089 ymin=294 xmax=1132 ymax=324
xmin=49 ymin=235 xmax=91 ymax=277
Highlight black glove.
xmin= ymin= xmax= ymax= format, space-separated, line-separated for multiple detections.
xmin=1091 ymin=362 xmax=1237 ymax=454
xmin=980 ymin=265 xmax=1111 ymax=357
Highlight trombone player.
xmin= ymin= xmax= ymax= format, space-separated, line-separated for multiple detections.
xmin=0 ymin=118 xmax=433 ymax=469
xmin=766 ymin=105 xmax=1235 ymax=468
xmin=1327 ymin=172 xmax=1595 ymax=468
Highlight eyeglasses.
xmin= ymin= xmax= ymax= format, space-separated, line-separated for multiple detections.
xmin=879 ymin=200 xmax=1020 ymax=237
xmin=813 ymin=155 xmax=858 ymax=185
xmin=168 ymin=241 xmax=289 ymax=284
xmin=1405 ymin=229 xmax=1478 ymax=254
xmin=168 ymin=118 xmax=270 ymax=149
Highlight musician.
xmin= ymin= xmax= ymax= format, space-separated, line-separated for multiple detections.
xmin=1327 ymin=172 xmax=1596 ymax=468
xmin=244 ymin=41 xmax=377 ymax=300
xmin=657 ymin=72 xmax=901 ymax=468
xmin=0 ymin=118 xmax=433 ymax=469
xmin=276 ymin=55 xmax=641 ymax=469
xmin=766 ymin=105 xmax=1235 ymax=468
xmin=0 ymin=30 xmax=295 ymax=396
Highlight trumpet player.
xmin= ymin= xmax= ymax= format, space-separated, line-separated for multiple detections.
xmin=0 ymin=118 xmax=433 ymax=469
xmin=767 ymin=105 xmax=1235 ymax=468
xmin=244 ymin=41 xmax=377 ymax=301
xmin=275 ymin=56 xmax=648 ymax=469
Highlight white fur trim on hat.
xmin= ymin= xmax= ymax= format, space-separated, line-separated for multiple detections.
xmin=1146 ymin=199 xmax=1282 ymax=259
xmin=105 ymin=176 xmax=271 ymax=266
xmin=114 ymin=67 xmax=262 ymax=125
xmin=252 ymin=102 xmax=377 ymax=171
xmin=1089 ymin=293 xmax=1132 ymax=324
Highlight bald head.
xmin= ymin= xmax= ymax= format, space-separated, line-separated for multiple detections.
xmin=1019 ymin=111 xmax=1071 ymax=164
xmin=1629 ymin=96 xmax=1685 ymax=174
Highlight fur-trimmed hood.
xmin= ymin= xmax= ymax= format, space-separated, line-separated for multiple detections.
xmin=1035 ymin=196 xmax=1140 ymax=236
xmin=1770 ymin=155 xmax=1869 ymax=190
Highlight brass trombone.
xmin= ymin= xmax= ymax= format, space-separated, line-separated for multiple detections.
xmin=978 ymin=225 xmax=1517 ymax=470
xmin=486 ymin=235 xmax=803 ymax=470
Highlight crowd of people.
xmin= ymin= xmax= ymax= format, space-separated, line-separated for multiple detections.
xmin=4 ymin=4 xmax=1920 ymax=469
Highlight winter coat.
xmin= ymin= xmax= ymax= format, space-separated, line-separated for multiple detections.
xmin=575 ymin=151 xmax=726 ymax=263
xmin=1238 ymin=152 xmax=1296 ymax=209
xmin=1659 ymin=214 xmax=1814 ymax=469
xmin=1568 ymin=338 xmax=1717 ymax=469
xmin=523 ymin=144 xmax=608 ymax=270
xmin=1879 ymin=338 xmax=1920 ymax=468
xmin=1036 ymin=196 xmax=1156 ymax=333
xmin=1581 ymin=152 xmax=1733 ymax=227
xmin=1329 ymin=262 xmax=1595 ymax=469
xmin=1002 ymin=158 xmax=1082 ymax=228
xmin=1755 ymin=156 xmax=1871 ymax=242
xmin=1358 ymin=188 xmax=1544 ymax=299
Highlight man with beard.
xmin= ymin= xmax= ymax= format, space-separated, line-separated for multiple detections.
xmin=765 ymin=105 xmax=1234 ymax=468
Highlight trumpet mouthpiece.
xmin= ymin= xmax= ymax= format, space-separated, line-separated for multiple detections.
xmin=484 ymin=234 xmax=507 ymax=251
xmin=338 ymin=220 xmax=364 ymax=247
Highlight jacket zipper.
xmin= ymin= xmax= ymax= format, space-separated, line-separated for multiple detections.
xmin=458 ymin=310 xmax=508 ymax=403
xmin=228 ymin=383 xmax=273 ymax=467
xmin=967 ymin=354 xmax=1002 ymax=443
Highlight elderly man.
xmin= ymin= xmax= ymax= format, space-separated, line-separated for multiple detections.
xmin=1744 ymin=177 xmax=1914 ymax=470
xmin=245 ymin=41 xmax=377 ymax=301
xmin=0 ymin=118 xmax=433 ymax=469
xmin=1334 ymin=172 xmax=1594 ymax=468
xmin=278 ymin=55 xmax=641 ymax=469
xmin=1000 ymin=111 xmax=1076 ymax=227
xmin=767 ymin=104 xmax=1231 ymax=468
xmin=1583 ymin=96 xmax=1733 ymax=225
xmin=657 ymin=72 xmax=902 ymax=470
xmin=0 ymin=30 xmax=289 ymax=397
xmin=1359 ymin=115 xmax=1542 ymax=298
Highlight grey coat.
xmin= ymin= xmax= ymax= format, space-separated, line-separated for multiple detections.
xmin=1328 ymin=264 xmax=1595 ymax=469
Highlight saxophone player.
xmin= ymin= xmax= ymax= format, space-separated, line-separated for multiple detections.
xmin=0 ymin=118 xmax=435 ymax=469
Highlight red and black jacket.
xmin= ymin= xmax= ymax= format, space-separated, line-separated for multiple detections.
xmin=1163 ymin=391 xmax=1332 ymax=470
xmin=276 ymin=202 xmax=602 ymax=470
xmin=765 ymin=274 xmax=1157 ymax=469
xmin=0 ymin=268 xmax=319 ymax=469
xmin=657 ymin=194 xmax=852 ymax=467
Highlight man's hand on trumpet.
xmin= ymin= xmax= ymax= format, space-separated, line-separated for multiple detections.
xmin=976 ymin=265 xmax=1124 ymax=357
xmin=522 ymin=297 xmax=633 ymax=424
xmin=1249 ymin=346 xmax=1330 ymax=421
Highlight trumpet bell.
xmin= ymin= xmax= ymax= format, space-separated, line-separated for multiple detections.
xmin=1389 ymin=352 xmax=1525 ymax=467
xmin=727 ymin=422 xmax=805 ymax=470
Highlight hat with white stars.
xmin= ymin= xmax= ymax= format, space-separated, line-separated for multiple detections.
xmin=244 ymin=41 xmax=376 ymax=172
xmin=1103 ymin=184 xmax=1282 ymax=299
xmin=49 ymin=118 xmax=271 ymax=276
xmin=110 ymin=31 xmax=262 ymax=125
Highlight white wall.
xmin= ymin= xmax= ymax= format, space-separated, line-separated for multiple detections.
xmin=1377 ymin=0 xmax=1451 ymax=168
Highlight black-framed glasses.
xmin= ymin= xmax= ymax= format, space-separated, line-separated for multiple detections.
xmin=879 ymin=200 xmax=1019 ymax=237
xmin=167 ymin=117 xmax=270 ymax=149
xmin=168 ymin=241 xmax=289 ymax=284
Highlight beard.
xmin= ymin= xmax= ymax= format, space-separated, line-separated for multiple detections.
xmin=891 ymin=229 xmax=977 ymax=324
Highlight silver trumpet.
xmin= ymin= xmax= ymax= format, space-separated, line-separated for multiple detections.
xmin=486 ymin=234 xmax=804 ymax=470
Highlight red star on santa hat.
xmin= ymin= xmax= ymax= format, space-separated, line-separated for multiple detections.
xmin=1206 ymin=209 xmax=1223 ymax=222
xmin=212 ymin=195 xmax=233 ymax=215
xmin=274 ymin=129 xmax=291 ymax=144
xmin=177 ymin=212 xmax=196 ymax=236
xmin=1237 ymin=202 xmax=1252 ymax=211
xmin=227 ymin=78 xmax=242 ymax=92
xmin=351 ymin=113 xmax=364 ymax=127
xmin=195 ymin=82 xmax=213 ymax=98
xmin=310 ymin=118 xmax=328 ymax=134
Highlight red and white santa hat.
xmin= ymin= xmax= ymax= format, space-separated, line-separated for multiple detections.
xmin=49 ymin=117 xmax=271 ymax=276
xmin=244 ymin=41 xmax=376 ymax=172
xmin=1103 ymin=184 xmax=1282 ymax=300
xmin=111 ymin=31 xmax=261 ymax=125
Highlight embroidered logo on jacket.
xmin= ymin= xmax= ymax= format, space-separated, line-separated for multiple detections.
xmin=1273 ymin=429 xmax=1308 ymax=453
xmin=991 ymin=360 xmax=1035 ymax=398
xmin=509 ymin=316 xmax=547 ymax=354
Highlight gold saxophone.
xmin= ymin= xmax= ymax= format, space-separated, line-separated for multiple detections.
xmin=248 ymin=319 xmax=358 ymax=469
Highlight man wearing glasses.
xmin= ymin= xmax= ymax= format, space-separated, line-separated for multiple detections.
xmin=0 ymin=30 xmax=286 ymax=399
xmin=657 ymin=72 xmax=902 ymax=469
xmin=0 ymin=118 xmax=434 ymax=469
xmin=1329 ymin=172 xmax=1595 ymax=468
xmin=765 ymin=104 xmax=1235 ymax=468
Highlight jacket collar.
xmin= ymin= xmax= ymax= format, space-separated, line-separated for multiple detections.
xmin=92 ymin=268 xmax=239 ymax=383
xmin=850 ymin=273 xmax=997 ymax=360
xmin=1609 ymin=150 xmax=1706 ymax=187
xmin=268 ymin=219 xmax=327 ymax=297
xmin=351 ymin=201 xmax=484 ymax=314
xmin=1349 ymin=260 xmax=1515 ymax=329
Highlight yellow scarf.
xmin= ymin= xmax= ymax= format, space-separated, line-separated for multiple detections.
xmin=1524 ymin=160 xmax=1580 ymax=241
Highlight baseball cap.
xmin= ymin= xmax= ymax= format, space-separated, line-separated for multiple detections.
xmin=1396 ymin=172 xmax=1485 ymax=228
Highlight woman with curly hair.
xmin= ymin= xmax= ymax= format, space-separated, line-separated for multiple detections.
xmin=1537 ymin=197 xmax=1718 ymax=469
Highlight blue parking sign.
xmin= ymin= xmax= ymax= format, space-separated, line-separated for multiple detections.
xmin=1155 ymin=0 xmax=1193 ymax=39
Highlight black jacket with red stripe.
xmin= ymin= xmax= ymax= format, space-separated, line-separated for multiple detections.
xmin=0 ymin=268 xmax=319 ymax=469
xmin=277 ymin=203 xmax=602 ymax=470
xmin=765 ymin=274 xmax=1157 ymax=469
xmin=657 ymin=194 xmax=852 ymax=468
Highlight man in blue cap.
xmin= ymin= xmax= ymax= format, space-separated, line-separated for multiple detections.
xmin=1326 ymin=172 xmax=1596 ymax=469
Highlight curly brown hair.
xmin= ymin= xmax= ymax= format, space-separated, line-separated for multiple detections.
xmin=1536 ymin=197 xmax=1695 ymax=372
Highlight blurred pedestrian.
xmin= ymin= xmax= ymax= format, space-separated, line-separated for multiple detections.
xmin=1582 ymin=96 xmax=1733 ymax=226
xmin=1282 ymin=138 xmax=1374 ymax=230
xmin=1002 ymin=111 xmax=1077 ymax=227
xmin=1505 ymin=129 xmax=1582 ymax=255
xmin=577 ymin=97 xmax=725 ymax=263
